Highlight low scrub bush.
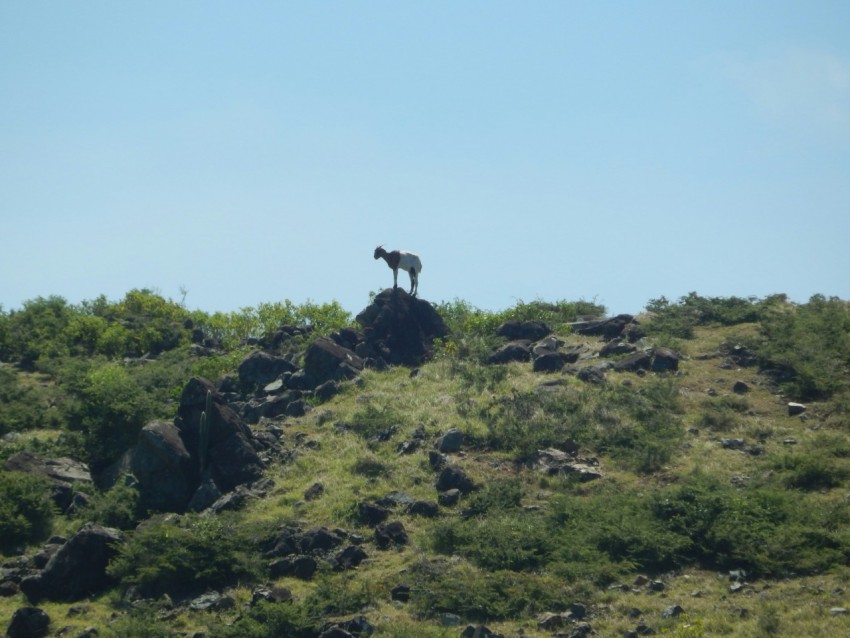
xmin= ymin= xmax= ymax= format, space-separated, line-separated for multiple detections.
xmin=410 ymin=559 xmax=567 ymax=621
xmin=758 ymin=294 xmax=850 ymax=401
xmin=346 ymin=403 xmax=404 ymax=441
xmin=107 ymin=514 xmax=257 ymax=597
xmin=213 ymin=601 xmax=315 ymax=638
xmin=73 ymin=478 xmax=141 ymax=530
xmin=0 ymin=471 xmax=55 ymax=552
xmin=645 ymin=292 xmax=780 ymax=338
xmin=771 ymin=452 xmax=850 ymax=491
xmin=432 ymin=513 xmax=553 ymax=572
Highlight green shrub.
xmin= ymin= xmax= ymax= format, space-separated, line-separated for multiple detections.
xmin=0 ymin=366 xmax=67 ymax=435
xmin=304 ymin=571 xmax=381 ymax=617
xmin=74 ymin=478 xmax=141 ymax=530
xmin=410 ymin=559 xmax=567 ymax=621
xmin=0 ymin=471 xmax=55 ymax=552
xmin=591 ymin=379 xmax=684 ymax=473
xmin=463 ymin=478 xmax=523 ymax=517
xmin=67 ymin=361 xmax=155 ymax=470
xmin=3 ymin=295 xmax=74 ymax=369
xmin=212 ymin=601 xmax=315 ymax=638
xmin=101 ymin=607 xmax=173 ymax=638
xmin=347 ymin=403 xmax=404 ymax=441
xmin=696 ymin=395 xmax=750 ymax=432
xmin=550 ymin=489 xmax=690 ymax=580
xmin=107 ymin=514 xmax=256 ymax=597
xmin=772 ymin=453 xmax=850 ymax=491
xmin=758 ymin=295 xmax=850 ymax=401
xmin=651 ymin=472 xmax=850 ymax=576
xmin=432 ymin=513 xmax=553 ymax=572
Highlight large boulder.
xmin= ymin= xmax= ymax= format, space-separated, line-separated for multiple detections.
xmin=176 ymin=377 xmax=265 ymax=494
xmin=6 ymin=607 xmax=50 ymax=638
xmin=303 ymin=338 xmax=364 ymax=387
xmin=4 ymin=452 xmax=92 ymax=513
xmin=237 ymin=351 xmax=298 ymax=390
xmin=572 ymin=314 xmax=637 ymax=340
xmin=497 ymin=320 xmax=550 ymax=341
xmin=487 ymin=341 xmax=531 ymax=365
xmin=103 ymin=420 xmax=194 ymax=512
xmin=20 ymin=524 xmax=123 ymax=603
xmin=356 ymin=289 xmax=448 ymax=366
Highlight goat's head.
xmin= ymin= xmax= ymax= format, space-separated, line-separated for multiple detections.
xmin=373 ymin=245 xmax=385 ymax=260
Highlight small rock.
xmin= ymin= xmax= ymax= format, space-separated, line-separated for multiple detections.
xmin=391 ymin=584 xmax=411 ymax=603
xmin=375 ymin=521 xmax=408 ymax=549
xmin=788 ymin=402 xmax=807 ymax=416
xmin=435 ymin=428 xmax=463 ymax=453
xmin=729 ymin=569 xmax=747 ymax=582
xmin=830 ymin=607 xmax=848 ymax=615
xmin=438 ymin=489 xmax=461 ymax=506
xmin=304 ymin=482 xmax=325 ymax=501
xmin=720 ymin=438 xmax=746 ymax=450
xmin=661 ymin=605 xmax=684 ymax=619
xmin=537 ymin=611 xmax=566 ymax=630
xmin=732 ymin=380 xmax=750 ymax=393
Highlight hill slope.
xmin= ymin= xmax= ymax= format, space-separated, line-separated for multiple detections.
xmin=2 ymin=290 xmax=850 ymax=637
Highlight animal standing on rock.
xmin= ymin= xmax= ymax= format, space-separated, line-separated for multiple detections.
xmin=373 ymin=245 xmax=422 ymax=296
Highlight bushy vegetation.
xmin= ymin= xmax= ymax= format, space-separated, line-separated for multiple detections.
xmin=0 ymin=471 xmax=55 ymax=552
xmin=107 ymin=514 xmax=259 ymax=598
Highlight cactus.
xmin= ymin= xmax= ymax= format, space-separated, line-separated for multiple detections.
xmin=198 ymin=390 xmax=212 ymax=474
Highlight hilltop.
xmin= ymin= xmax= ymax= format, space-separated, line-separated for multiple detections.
xmin=2 ymin=289 xmax=850 ymax=637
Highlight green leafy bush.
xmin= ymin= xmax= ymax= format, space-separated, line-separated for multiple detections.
xmin=213 ymin=601 xmax=315 ymax=638
xmin=0 ymin=471 xmax=55 ymax=552
xmin=74 ymin=478 xmax=141 ymax=530
xmin=101 ymin=607 xmax=173 ymax=638
xmin=347 ymin=403 xmax=404 ymax=440
xmin=410 ymin=559 xmax=567 ymax=621
xmin=432 ymin=513 xmax=553 ymax=572
xmin=67 ymin=362 xmax=155 ymax=470
xmin=757 ymin=295 xmax=850 ymax=400
xmin=107 ymin=514 xmax=256 ymax=597
xmin=645 ymin=292 xmax=781 ymax=339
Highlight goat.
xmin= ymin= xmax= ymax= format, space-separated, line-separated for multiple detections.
xmin=373 ymin=245 xmax=422 ymax=296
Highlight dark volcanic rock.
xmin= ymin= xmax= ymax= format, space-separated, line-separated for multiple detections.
xmin=105 ymin=420 xmax=193 ymax=513
xmin=435 ymin=466 xmax=475 ymax=494
xmin=533 ymin=350 xmax=580 ymax=373
xmin=176 ymin=377 xmax=265 ymax=494
xmin=375 ymin=521 xmax=408 ymax=549
xmin=355 ymin=289 xmax=448 ymax=366
xmin=237 ymin=351 xmax=298 ymax=389
xmin=487 ymin=341 xmax=531 ymax=364
xmin=6 ymin=607 xmax=50 ymax=638
xmin=332 ymin=545 xmax=369 ymax=571
xmin=269 ymin=555 xmax=318 ymax=580
xmin=497 ymin=320 xmax=550 ymax=341
xmin=304 ymin=338 xmax=365 ymax=387
xmin=573 ymin=314 xmax=636 ymax=340
xmin=20 ymin=524 xmax=123 ymax=603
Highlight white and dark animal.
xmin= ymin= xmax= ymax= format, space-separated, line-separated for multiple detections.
xmin=373 ymin=245 xmax=422 ymax=296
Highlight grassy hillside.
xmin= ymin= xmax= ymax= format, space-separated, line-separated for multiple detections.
xmin=2 ymin=291 xmax=850 ymax=637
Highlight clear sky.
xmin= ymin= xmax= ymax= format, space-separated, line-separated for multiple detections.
xmin=2 ymin=1 xmax=849 ymax=317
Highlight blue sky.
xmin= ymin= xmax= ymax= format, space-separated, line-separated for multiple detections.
xmin=2 ymin=2 xmax=848 ymax=317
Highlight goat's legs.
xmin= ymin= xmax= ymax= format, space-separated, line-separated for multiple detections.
xmin=409 ymin=269 xmax=417 ymax=296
